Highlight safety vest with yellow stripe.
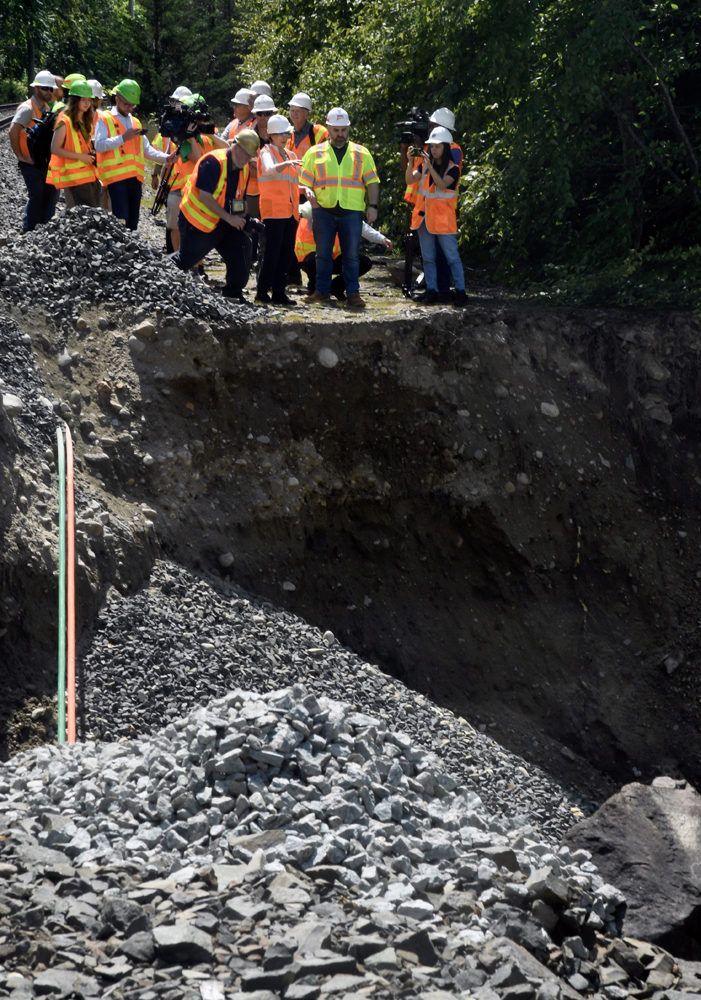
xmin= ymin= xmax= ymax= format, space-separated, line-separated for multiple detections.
xmin=47 ymin=113 xmax=98 ymax=189
xmin=170 ymin=134 xmax=216 ymax=193
xmin=95 ymin=110 xmax=145 ymax=184
xmin=16 ymin=97 xmax=46 ymax=160
xmin=228 ymin=114 xmax=255 ymax=138
xmin=286 ymin=123 xmax=328 ymax=158
xmin=180 ymin=149 xmax=249 ymax=232
xmin=299 ymin=140 xmax=379 ymax=212
xmin=410 ymin=161 xmax=459 ymax=235
xmin=405 ymin=142 xmax=463 ymax=206
xmin=294 ymin=216 xmax=341 ymax=262
xmin=257 ymin=145 xmax=300 ymax=220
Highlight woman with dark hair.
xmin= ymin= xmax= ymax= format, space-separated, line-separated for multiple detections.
xmin=405 ymin=126 xmax=467 ymax=307
xmin=48 ymin=80 xmax=100 ymax=208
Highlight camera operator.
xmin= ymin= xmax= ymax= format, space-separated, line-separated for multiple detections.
xmin=159 ymin=93 xmax=228 ymax=253
xmin=405 ymin=126 xmax=466 ymax=307
xmin=95 ymin=79 xmax=177 ymax=231
xmin=173 ymin=129 xmax=261 ymax=303
xmin=151 ymin=86 xmax=192 ymax=191
xmin=9 ymin=70 xmax=60 ymax=233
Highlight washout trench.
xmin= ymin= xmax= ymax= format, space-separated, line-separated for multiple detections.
xmin=2 ymin=206 xmax=701 ymax=813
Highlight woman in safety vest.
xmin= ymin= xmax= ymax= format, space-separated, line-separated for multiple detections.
xmin=405 ymin=126 xmax=467 ymax=307
xmin=47 ymin=80 xmax=100 ymax=208
xmin=255 ymin=114 xmax=302 ymax=306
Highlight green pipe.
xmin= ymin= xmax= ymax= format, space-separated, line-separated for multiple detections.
xmin=57 ymin=425 xmax=66 ymax=744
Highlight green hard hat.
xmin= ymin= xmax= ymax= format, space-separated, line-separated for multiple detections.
xmin=182 ymin=93 xmax=204 ymax=107
xmin=69 ymin=80 xmax=94 ymax=98
xmin=114 ymin=78 xmax=141 ymax=104
xmin=63 ymin=73 xmax=87 ymax=90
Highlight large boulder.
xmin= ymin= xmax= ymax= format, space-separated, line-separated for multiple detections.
xmin=563 ymin=778 xmax=701 ymax=957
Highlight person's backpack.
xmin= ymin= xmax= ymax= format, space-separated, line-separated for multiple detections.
xmin=26 ymin=109 xmax=59 ymax=171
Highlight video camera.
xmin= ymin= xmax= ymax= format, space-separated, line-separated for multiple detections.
xmin=243 ymin=215 xmax=265 ymax=235
xmin=397 ymin=107 xmax=431 ymax=147
xmin=158 ymin=98 xmax=216 ymax=147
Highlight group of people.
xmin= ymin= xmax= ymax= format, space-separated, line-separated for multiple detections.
xmin=9 ymin=71 xmax=466 ymax=308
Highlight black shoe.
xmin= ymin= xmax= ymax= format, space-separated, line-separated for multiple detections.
xmin=412 ymin=289 xmax=437 ymax=304
xmin=222 ymin=289 xmax=246 ymax=302
xmin=271 ymin=294 xmax=297 ymax=306
xmin=255 ymin=290 xmax=272 ymax=304
xmin=453 ymin=290 xmax=468 ymax=307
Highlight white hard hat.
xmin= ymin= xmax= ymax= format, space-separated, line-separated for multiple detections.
xmin=326 ymin=107 xmax=350 ymax=127
xmin=250 ymin=80 xmax=272 ymax=97
xmin=289 ymin=92 xmax=312 ymax=111
xmin=253 ymin=94 xmax=277 ymax=113
xmin=231 ymin=88 xmax=253 ymax=105
xmin=299 ymin=201 xmax=313 ymax=219
xmin=87 ymin=79 xmax=105 ymax=98
xmin=170 ymin=85 xmax=192 ymax=100
xmin=430 ymin=107 xmax=455 ymax=130
xmin=267 ymin=114 xmax=293 ymax=134
xmin=31 ymin=70 xmax=57 ymax=88
xmin=426 ymin=126 xmax=453 ymax=144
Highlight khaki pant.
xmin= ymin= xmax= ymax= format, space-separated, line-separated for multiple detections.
xmin=64 ymin=180 xmax=101 ymax=208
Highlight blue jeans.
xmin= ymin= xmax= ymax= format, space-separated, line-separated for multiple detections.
xmin=417 ymin=223 xmax=465 ymax=291
xmin=107 ymin=176 xmax=143 ymax=230
xmin=18 ymin=162 xmax=59 ymax=233
xmin=312 ymin=208 xmax=363 ymax=296
xmin=175 ymin=214 xmax=251 ymax=296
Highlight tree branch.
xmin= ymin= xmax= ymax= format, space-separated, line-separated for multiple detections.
xmin=602 ymin=93 xmax=685 ymax=188
xmin=622 ymin=33 xmax=700 ymax=205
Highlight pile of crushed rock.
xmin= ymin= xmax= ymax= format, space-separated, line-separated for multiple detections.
xmin=0 ymin=682 xmax=689 ymax=1000
xmin=0 ymin=206 xmax=263 ymax=331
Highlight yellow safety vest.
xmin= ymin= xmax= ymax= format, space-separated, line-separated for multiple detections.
xmin=299 ymin=140 xmax=379 ymax=213
xmin=96 ymin=110 xmax=145 ymax=185
xmin=47 ymin=113 xmax=98 ymax=189
xmin=180 ymin=149 xmax=249 ymax=232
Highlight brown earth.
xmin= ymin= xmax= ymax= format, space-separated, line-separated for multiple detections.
xmin=2 ymin=266 xmax=701 ymax=807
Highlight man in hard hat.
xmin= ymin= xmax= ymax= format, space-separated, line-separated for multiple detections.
xmin=245 ymin=93 xmax=278 ymax=262
xmin=54 ymin=73 xmax=87 ymax=112
xmin=94 ymin=78 xmax=177 ymax=230
xmin=299 ymin=107 xmax=380 ymax=308
xmin=222 ymin=89 xmax=255 ymax=142
xmin=50 ymin=74 xmax=65 ymax=110
xmin=9 ymin=70 xmax=61 ymax=232
xmin=173 ymin=129 xmax=260 ymax=303
xmin=249 ymin=80 xmax=272 ymax=98
xmin=286 ymin=93 xmax=328 ymax=158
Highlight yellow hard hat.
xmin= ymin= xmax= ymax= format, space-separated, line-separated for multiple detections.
xmin=234 ymin=128 xmax=260 ymax=156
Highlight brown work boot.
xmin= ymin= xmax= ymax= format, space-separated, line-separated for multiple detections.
xmin=346 ymin=293 xmax=366 ymax=308
xmin=303 ymin=291 xmax=331 ymax=304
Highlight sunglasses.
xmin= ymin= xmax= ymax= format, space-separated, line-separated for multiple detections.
xmin=256 ymin=111 xmax=273 ymax=117
xmin=37 ymin=86 xmax=54 ymax=92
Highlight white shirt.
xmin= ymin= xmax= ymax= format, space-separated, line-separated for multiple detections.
xmin=259 ymin=146 xmax=297 ymax=177
xmin=94 ymin=108 xmax=169 ymax=163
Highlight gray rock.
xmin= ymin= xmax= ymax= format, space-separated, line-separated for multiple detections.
xmin=491 ymin=963 xmax=528 ymax=989
xmin=525 ymin=867 xmax=570 ymax=908
xmin=33 ymin=969 xmax=100 ymax=996
xmin=117 ymin=931 xmax=155 ymax=963
xmin=101 ymin=896 xmax=149 ymax=932
xmin=153 ymin=922 xmax=214 ymax=964
xmin=2 ymin=393 xmax=23 ymax=416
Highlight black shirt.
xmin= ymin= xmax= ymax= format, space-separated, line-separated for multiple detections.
xmin=196 ymin=152 xmax=243 ymax=215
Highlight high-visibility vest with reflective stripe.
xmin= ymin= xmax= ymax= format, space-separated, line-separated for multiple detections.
xmin=228 ymin=115 xmax=255 ymax=138
xmin=16 ymin=97 xmax=46 ymax=160
xmin=247 ymin=128 xmax=268 ymax=197
xmin=47 ymin=113 xmax=98 ymax=189
xmin=258 ymin=145 xmax=300 ymax=220
xmin=180 ymin=149 xmax=249 ymax=232
xmin=294 ymin=216 xmax=341 ymax=262
xmin=407 ymin=143 xmax=462 ymax=208
xmin=95 ymin=110 xmax=146 ymax=184
xmin=286 ymin=123 xmax=328 ymax=158
xmin=170 ymin=134 xmax=216 ymax=192
xmin=411 ymin=161 xmax=459 ymax=234
xmin=299 ymin=140 xmax=379 ymax=212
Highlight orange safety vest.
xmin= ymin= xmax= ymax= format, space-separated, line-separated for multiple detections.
xmin=16 ymin=96 xmax=46 ymax=160
xmin=47 ymin=113 xmax=98 ymax=189
xmin=170 ymin=134 xmax=216 ymax=193
xmin=257 ymin=145 xmax=300 ymax=220
xmin=294 ymin=216 xmax=341 ymax=262
xmin=406 ymin=142 xmax=462 ymax=207
xmin=180 ymin=148 xmax=249 ymax=232
xmin=228 ymin=114 xmax=255 ymax=138
xmin=411 ymin=159 xmax=459 ymax=235
xmin=286 ymin=123 xmax=328 ymax=158
xmin=246 ymin=129 xmax=270 ymax=197
xmin=95 ymin=110 xmax=146 ymax=185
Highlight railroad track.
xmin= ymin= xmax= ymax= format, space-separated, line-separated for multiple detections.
xmin=0 ymin=102 xmax=18 ymax=131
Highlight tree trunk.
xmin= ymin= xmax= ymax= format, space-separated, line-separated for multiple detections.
xmin=27 ymin=37 xmax=35 ymax=93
